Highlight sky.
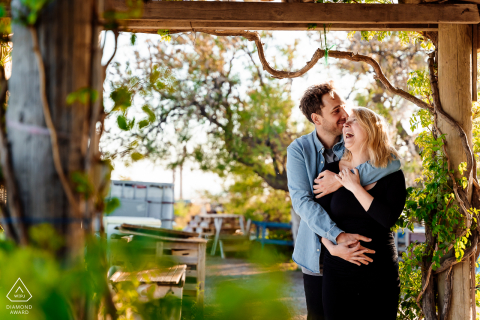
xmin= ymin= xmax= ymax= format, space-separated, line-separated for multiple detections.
xmin=101 ymin=30 xmax=384 ymax=201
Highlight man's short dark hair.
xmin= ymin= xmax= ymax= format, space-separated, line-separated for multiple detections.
xmin=299 ymin=81 xmax=335 ymax=124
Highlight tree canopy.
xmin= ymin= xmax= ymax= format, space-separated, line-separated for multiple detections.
xmin=103 ymin=33 xmax=308 ymax=192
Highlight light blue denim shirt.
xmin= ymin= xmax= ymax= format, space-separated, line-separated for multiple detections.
xmin=287 ymin=129 xmax=401 ymax=273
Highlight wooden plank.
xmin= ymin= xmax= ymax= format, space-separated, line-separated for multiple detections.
xmin=186 ymin=269 xmax=197 ymax=278
xmin=111 ymin=1 xmax=480 ymax=25
xmin=110 ymin=265 xmax=187 ymax=285
xmin=162 ymin=242 xmax=202 ymax=250
xmin=184 ymin=283 xmax=198 ymax=291
xmin=477 ymin=24 xmax=480 ymax=52
xmin=118 ymin=228 xmax=207 ymax=243
xmin=121 ymin=223 xmax=200 ymax=238
xmin=437 ymin=24 xmax=473 ymax=319
xmin=138 ymin=240 xmax=201 ymax=251
xmin=122 ymin=21 xmax=438 ymax=32
xmin=170 ymin=256 xmax=199 ymax=265
xmin=172 ymin=249 xmax=198 ymax=258
xmin=197 ymin=242 xmax=206 ymax=307
xmin=473 ymin=24 xmax=478 ymax=101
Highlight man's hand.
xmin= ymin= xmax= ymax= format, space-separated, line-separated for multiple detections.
xmin=313 ymin=170 xmax=343 ymax=199
xmin=326 ymin=233 xmax=375 ymax=266
xmin=336 ymin=232 xmax=371 ymax=244
xmin=327 ymin=240 xmax=375 ymax=266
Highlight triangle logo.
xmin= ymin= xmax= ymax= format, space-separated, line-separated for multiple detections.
xmin=6 ymin=278 xmax=32 ymax=302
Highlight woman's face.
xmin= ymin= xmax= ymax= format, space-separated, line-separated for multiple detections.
xmin=343 ymin=114 xmax=367 ymax=152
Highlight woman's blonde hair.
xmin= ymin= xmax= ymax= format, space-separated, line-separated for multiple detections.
xmin=342 ymin=107 xmax=399 ymax=168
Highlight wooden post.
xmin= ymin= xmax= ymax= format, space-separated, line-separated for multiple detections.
xmin=7 ymin=0 xmax=101 ymax=254
xmin=437 ymin=24 xmax=473 ymax=320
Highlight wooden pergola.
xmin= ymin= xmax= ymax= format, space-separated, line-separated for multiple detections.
xmin=100 ymin=0 xmax=480 ymax=320
xmin=100 ymin=1 xmax=478 ymax=320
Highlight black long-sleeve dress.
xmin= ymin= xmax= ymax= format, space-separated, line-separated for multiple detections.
xmin=316 ymin=161 xmax=406 ymax=320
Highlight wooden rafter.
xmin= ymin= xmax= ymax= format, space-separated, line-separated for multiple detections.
xmin=107 ymin=1 xmax=480 ymax=32
xmin=122 ymin=21 xmax=439 ymax=33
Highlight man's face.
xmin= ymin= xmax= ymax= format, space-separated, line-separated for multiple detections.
xmin=315 ymin=91 xmax=349 ymax=136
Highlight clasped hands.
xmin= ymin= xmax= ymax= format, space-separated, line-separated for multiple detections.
xmin=325 ymin=232 xmax=375 ymax=266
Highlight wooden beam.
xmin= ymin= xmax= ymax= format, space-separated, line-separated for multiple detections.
xmin=437 ymin=23 xmax=473 ymax=320
xmin=121 ymin=20 xmax=438 ymax=32
xmin=473 ymin=24 xmax=478 ymax=101
xmin=110 ymin=1 xmax=480 ymax=26
xmin=477 ymin=24 xmax=480 ymax=52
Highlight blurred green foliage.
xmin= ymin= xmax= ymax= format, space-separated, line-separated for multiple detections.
xmin=397 ymin=243 xmax=423 ymax=319
xmin=0 ymin=225 xmax=109 ymax=320
xmin=13 ymin=0 xmax=52 ymax=26
xmin=203 ymin=171 xmax=291 ymax=223
xmin=174 ymin=201 xmax=190 ymax=218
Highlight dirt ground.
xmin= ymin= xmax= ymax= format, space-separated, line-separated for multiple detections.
xmin=204 ymin=256 xmax=307 ymax=320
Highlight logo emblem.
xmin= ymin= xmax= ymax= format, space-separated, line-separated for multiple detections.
xmin=6 ymin=278 xmax=32 ymax=302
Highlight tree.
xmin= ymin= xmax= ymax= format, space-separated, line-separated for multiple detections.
xmin=103 ymin=32 xmax=309 ymax=193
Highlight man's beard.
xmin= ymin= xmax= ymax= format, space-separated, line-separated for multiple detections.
xmin=323 ymin=120 xmax=344 ymax=137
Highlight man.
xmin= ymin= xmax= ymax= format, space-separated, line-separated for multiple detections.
xmin=286 ymin=82 xmax=400 ymax=320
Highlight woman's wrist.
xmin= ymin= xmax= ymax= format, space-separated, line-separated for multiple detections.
xmin=350 ymin=183 xmax=364 ymax=195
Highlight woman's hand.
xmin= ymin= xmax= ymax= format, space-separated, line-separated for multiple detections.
xmin=336 ymin=168 xmax=375 ymax=211
xmin=335 ymin=168 xmax=361 ymax=193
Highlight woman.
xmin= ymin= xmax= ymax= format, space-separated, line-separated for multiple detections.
xmin=317 ymin=107 xmax=406 ymax=320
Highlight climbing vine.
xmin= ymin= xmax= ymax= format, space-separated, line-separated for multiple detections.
xmin=178 ymin=29 xmax=479 ymax=319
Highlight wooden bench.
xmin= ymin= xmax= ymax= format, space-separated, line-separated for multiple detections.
xmin=113 ymin=224 xmax=207 ymax=308
xmin=110 ymin=265 xmax=187 ymax=320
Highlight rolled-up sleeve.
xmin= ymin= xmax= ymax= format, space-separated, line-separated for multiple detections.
xmin=287 ymin=142 xmax=343 ymax=244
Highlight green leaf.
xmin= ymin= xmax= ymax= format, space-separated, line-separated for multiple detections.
xmin=66 ymin=87 xmax=99 ymax=105
xmin=138 ymin=119 xmax=149 ymax=129
xmin=117 ymin=115 xmax=128 ymax=131
xmin=131 ymin=152 xmax=144 ymax=161
xmin=110 ymin=86 xmax=132 ymax=112
xmin=141 ymin=105 xmax=156 ymax=123
xmin=71 ymin=171 xmax=93 ymax=199
xmin=157 ymin=29 xmax=171 ymax=42
xmin=0 ymin=5 xmax=6 ymax=18
xmin=104 ymin=197 xmax=121 ymax=215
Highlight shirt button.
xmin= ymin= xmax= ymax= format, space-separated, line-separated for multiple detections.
xmin=317 ymin=249 xmax=320 ymax=252
xmin=321 ymin=161 xmax=323 ymax=164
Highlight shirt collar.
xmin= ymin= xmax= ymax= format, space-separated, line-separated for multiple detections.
xmin=313 ymin=129 xmax=344 ymax=153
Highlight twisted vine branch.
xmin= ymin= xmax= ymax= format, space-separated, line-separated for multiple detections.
xmin=440 ymin=266 xmax=454 ymax=320
xmin=199 ymin=30 xmax=432 ymax=111
xmin=29 ymin=27 xmax=81 ymax=219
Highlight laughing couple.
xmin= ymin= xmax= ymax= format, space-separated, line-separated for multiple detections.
xmin=286 ymin=81 xmax=406 ymax=320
